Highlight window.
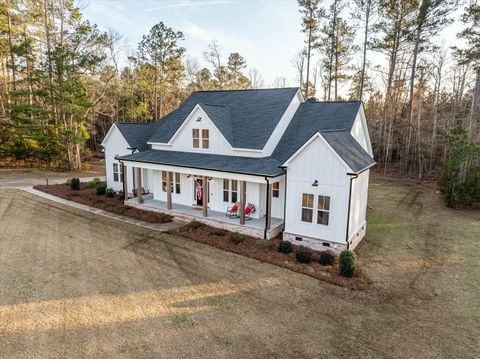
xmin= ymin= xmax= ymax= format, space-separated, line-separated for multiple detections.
xmin=317 ymin=195 xmax=330 ymax=225
xmin=202 ymin=129 xmax=209 ymax=149
xmin=192 ymin=128 xmax=209 ymax=149
xmin=113 ymin=163 xmax=119 ymax=182
xmin=175 ymin=173 xmax=181 ymax=194
xmin=223 ymin=179 xmax=229 ymax=202
xmin=162 ymin=171 xmax=181 ymax=194
xmin=301 ymin=193 xmax=314 ymax=223
xmin=231 ymin=180 xmax=238 ymax=203
xmin=272 ymin=182 xmax=279 ymax=198
xmin=192 ymin=129 xmax=200 ymax=148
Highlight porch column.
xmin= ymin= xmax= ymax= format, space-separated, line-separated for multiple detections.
xmin=135 ymin=167 xmax=143 ymax=204
xmin=166 ymin=171 xmax=172 ymax=210
xmin=239 ymin=180 xmax=246 ymax=225
xmin=202 ymin=176 xmax=208 ymax=217
xmin=267 ymin=182 xmax=272 ymax=230
xmin=122 ymin=163 xmax=128 ymax=201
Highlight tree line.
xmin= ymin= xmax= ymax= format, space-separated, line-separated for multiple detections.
xmin=296 ymin=0 xmax=479 ymax=206
xmin=1 ymin=0 xmax=478 ymax=205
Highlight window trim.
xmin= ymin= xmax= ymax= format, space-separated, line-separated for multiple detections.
xmin=162 ymin=171 xmax=181 ymax=194
xmin=113 ymin=163 xmax=119 ymax=182
xmin=301 ymin=193 xmax=314 ymax=223
xmin=192 ymin=129 xmax=200 ymax=148
xmin=272 ymin=182 xmax=279 ymax=198
xmin=202 ymin=129 xmax=209 ymax=149
xmin=317 ymin=195 xmax=330 ymax=226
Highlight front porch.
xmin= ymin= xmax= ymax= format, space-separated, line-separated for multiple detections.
xmin=125 ymin=194 xmax=284 ymax=239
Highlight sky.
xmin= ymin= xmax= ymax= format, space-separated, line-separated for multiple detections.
xmin=80 ymin=0 xmax=465 ymax=89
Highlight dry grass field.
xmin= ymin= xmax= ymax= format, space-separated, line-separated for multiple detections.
xmin=0 ymin=174 xmax=478 ymax=358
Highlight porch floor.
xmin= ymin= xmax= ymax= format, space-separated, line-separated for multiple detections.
xmin=126 ymin=195 xmax=284 ymax=238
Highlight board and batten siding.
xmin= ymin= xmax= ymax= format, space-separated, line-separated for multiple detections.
xmin=350 ymin=108 xmax=373 ymax=156
xmin=103 ymin=125 xmax=135 ymax=193
xmin=284 ymin=135 xmax=351 ymax=245
xmin=348 ymin=169 xmax=369 ymax=248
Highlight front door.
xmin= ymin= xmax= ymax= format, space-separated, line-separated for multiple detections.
xmin=194 ymin=178 xmax=203 ymax=206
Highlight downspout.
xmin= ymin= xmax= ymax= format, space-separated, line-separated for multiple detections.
xmin=345 ymin=173 xmax=359 ymax=249
xmin=264 ymin=176 xmax=270 ymax=240
xmin=281 ymin=167 xmax=288 ymax=223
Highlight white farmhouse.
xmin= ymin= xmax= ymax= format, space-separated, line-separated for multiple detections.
xmin=101 ymin=88 xmax=375 ymax=251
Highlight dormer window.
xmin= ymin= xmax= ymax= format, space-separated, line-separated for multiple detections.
xmin=192 ymin=128 xmax=209 ymax=149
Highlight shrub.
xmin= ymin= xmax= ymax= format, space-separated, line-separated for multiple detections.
xmin=187 ymin=220 xmax=202 ymax=230
xmin=256 ymin=239 xmax=273 ymax=250
xmin=339 ymin=250 xmax=356 ymax=277
xmin=96 ymin=183 xmax=107 ymax=195
xmin=105 ymin=188 xmax=115 ymax=197
xmin=93 ymin=178 xmax=101 ymax=183
xmin=230 ymin=232 xmax=244 ymax=244
xmin=319 ymin=250 xmax=337 ymax=266
xmin=70 ymin=177 xmax=80 ymax=190
xmin=118 ymin=190 xmax=125 ymax=200
xmin=156 ymin=212 xmax=171 ymax=223
xmin=278 ymin=240 xmax=293 ymax=254
xmin=87 ymin=180 xmax=97 ymax=188
xmin=211 ymin=228 xmax=226 ymax=236
xmin=296 ymin=246 xmax=312 ymax=264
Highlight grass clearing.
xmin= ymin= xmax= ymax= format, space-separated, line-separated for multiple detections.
xmin=0 ymin=173 xmax=479 ymax=358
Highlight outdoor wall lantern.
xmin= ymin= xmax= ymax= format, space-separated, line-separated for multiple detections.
xmin=196 ymin=117 xmax=202 ymax=122
xmin=187 ymin=174 xmax=191 ymax=178
xmin=312 ymin=180 xmax=319 ymax=187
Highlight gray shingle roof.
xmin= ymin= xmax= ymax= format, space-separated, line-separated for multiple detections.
xmin=147 ymin=87 xmax=299 ymax=149
xmin=321 ymin=130 xmax=376 ymax=173
xmin=118 ymin=149 xmax=284 ymax=177
xmin=115 ymin=122 xmax=154 ymax=151
xmin=271 ymin=101 xmax=362 ymax=164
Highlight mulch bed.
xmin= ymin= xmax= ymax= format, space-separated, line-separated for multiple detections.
xmin=34 ymin=183 xmax=173 ymax=224
xmin=169 ymin=222 xmax=370 ymax=290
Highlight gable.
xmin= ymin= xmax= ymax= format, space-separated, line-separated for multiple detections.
xmin=102 ymin=124 xmax=131 ymax=159
xmin=271 ymin=101 xmax=362 ymax=165
xmin=350 ymin=106 xmax=373 ymax=156
xmin=147 ymin=87 xmax=299 ymax=149
xmin=154 ymin=105 xmax=233 ymax=154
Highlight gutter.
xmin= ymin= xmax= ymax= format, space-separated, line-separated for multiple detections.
xmin=117 ymin=158 xmax=286 ymax=179
xmin=345 ymin=173 xmax=359 ymax=249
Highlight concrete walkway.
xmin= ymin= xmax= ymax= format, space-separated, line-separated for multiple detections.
xmin=20 ymin=187 xmax=183 ymax=233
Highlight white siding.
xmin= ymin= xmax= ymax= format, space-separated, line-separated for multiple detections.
xmin=348 ymin=169 xmax=369 ymax=239
xmin=271 ymin=177 xmax=285 ymax=219
xmin=103 ymin=125 xmax=134 ymax=193
xmin=284 ymin=136 xmax=350 ymax=245
xmin=350 ymin=108 xmax=373 ymax=156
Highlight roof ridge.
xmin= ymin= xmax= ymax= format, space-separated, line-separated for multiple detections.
xmin=304 ymin=100 xmax=362 ymax=104
xmin=193 ymin=87 xmax=299 ymax=93
xmin=202 ymin=103 xmax=227 ymax=108
xmin=116 ymin=121 xmax=152 ymax=125
xmin=320 ymin=129 xmax=348 ymax=133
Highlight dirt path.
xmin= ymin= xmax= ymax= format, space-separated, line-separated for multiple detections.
xmin=0 ymin=175 xmax=478 ymax=358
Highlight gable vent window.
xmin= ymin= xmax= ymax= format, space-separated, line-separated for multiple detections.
xmin=272 ymin=182 xmax=280 ymax=198
xmin=317 ymin=195 xmax=330 ymax=225
xmin=301 ymin=193 xmax=314 ymax=223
